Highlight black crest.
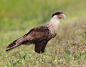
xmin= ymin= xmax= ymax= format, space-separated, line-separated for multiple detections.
xmin=52 ymin=12 xmax=63 ymax=17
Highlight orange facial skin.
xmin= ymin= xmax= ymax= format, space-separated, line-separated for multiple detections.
xmin=58 ymin=14 xmax=64 ymax=18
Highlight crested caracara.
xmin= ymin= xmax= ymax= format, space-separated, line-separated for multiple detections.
xmin=6 ymin=12 xmax=66 ymax=53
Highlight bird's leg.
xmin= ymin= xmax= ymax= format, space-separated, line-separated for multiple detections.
xmin=37 ymin=53 xmax=40 ymax=56
xmin=35 ymin=51 xmax=41 ymax=58
xmin=36 ymin=53 xmax=39 ymax=59
xmin=42 ymin=53 xmax=43 ymax=57
xmin=41 ymin=53 xmax=45 ymax=61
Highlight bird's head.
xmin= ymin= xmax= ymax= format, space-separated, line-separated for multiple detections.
xmin=52 ymin=12 xmax=66 ymax=19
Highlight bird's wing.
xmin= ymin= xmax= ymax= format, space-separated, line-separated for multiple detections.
xmin=6 ymin=26 xmax=49 ymax=51
xmin=25 ymin=26 xmax=49 ymax=42
xmin=26 ymin=26 xmax=50 ymax=53
xmin=16 ymin=26 xmax=50 ymax=45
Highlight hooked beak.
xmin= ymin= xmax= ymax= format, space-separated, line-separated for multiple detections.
xmin=62 ymin=14 xmax=66 ymax=19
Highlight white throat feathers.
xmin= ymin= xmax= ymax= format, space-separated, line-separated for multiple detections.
xmin=50 ymin=15 xmax=60 ymax=25
xmin=45 ymin=15 xmax=61 ymax=38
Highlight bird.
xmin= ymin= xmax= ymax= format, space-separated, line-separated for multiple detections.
xmin=6 ymin=12 xmax=66 ymax=54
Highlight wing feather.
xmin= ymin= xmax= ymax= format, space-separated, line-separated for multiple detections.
xmin=24 ymin=26 xmax=50 ymax=43
xmin=15 ymin=26 xmax=50 ymax=45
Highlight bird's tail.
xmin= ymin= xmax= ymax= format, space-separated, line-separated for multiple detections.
xmin=6 ymin=39 xmax=19 ymax=52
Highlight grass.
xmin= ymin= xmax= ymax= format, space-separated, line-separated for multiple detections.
xmin=0 ymin=0 xmax=86 ymax=67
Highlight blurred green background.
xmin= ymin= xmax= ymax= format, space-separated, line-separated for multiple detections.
xmin=0 ymin=0 xmax=86 ymax=32
xmin=0 ymin=0 xmax=86 ymax=67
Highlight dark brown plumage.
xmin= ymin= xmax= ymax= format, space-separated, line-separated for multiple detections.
xmin=6 ymin=12 xmax=65 ymax=53
xmin=6 ymin=26 xmax=50 ymax=53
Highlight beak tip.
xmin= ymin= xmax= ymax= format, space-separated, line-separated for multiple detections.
xmin=63 ymin=14 xmax=66 ymax=19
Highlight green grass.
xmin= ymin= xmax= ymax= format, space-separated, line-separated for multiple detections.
xmin=0 ymin=0 xmax=86 ymax=67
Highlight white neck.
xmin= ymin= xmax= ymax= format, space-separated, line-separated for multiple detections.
xmin=44 ymin=15 xmax=61 ymax=37
xmin=50 ymin=15 xmax=60 ymax=25
xmin=45 ymin=15 xmax=60 ymax=27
